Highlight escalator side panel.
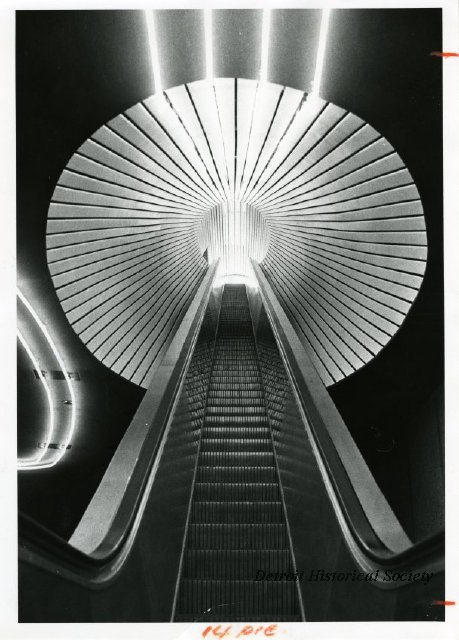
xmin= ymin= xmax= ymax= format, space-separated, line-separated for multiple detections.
xmin=19 ymin=289 xmax=221 ymax=622
xmin=247 ymin=285 xmax=444 ymax=622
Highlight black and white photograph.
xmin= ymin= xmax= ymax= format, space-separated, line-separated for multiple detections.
xmin=4 ymin=0 xmax=459 ymax=636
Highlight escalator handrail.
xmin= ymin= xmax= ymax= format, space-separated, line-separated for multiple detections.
xmin=19 ymin=261 xmax=220 ymax=583
xmin=251 ymin=260 xmax=444 ymax=578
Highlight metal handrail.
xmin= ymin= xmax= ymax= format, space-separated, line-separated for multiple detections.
xmin=251 ymin=260 xmax=444 ymax=582
xmin=19 ymin=261 xmax=220 ymax=585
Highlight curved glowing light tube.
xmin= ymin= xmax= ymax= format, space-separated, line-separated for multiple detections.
xmin=17 ymin=329 xmax=54 ymax=467
xmin=17 ymin=288 xmax=76 ymax=470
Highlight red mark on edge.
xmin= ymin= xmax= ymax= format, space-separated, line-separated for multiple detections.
xmin=432 ymin=600 xmax=456 ymax=606
xmin=430 ymin=51 xmax=459 ymax=58
xmin=202 ymin=625 xmax=278 ymax=638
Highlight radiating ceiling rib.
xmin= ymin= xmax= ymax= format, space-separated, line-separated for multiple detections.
xmin=238 ymin=84 xmax=283 ymax=202
xmin=233 ymin=80 xmax=258 ymax=203
xmin=56 ymin=235 xmax=188 ymax=305
xmin=247 ymin=100 xmax=328 ymax=203
xmin=104 ymin=258 xmax=201 ymax=368
xmin=69 ymin=238 xmax=201 ymax=331
xmin=263 ymin=243 xmax=404 ymax=330
xmin=186 ymin=83 xmax=231 ymax=196
xmin=260 ymin=150 xmax=404 ymax=209
xmin=166 ymin=87 xmax=228 ymax=198
xmin=160 ymin=94 xmax=226 ymax=200
xmin=264 ymin=254 xmax=383 ymax=357
xmin=47 ymin=78 xmax=427 ymax=388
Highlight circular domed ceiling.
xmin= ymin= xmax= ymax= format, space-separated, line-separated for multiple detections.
xmin=46 ymin=78 xmax=427 ymax=388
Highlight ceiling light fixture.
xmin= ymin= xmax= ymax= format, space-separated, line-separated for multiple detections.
xmin=260 ymin=9 xmax=271 ymax=83
xmin=204 ymin=9 xmax=214 ymax=80
xmin=311 ymin=7 xmax=331 ymax=98
xmin=144 ymin=10 xmax=163 ymax=94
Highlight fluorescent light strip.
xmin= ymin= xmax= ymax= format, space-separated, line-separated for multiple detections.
xmin=17 ymin=288 xmax=76 ymax=469
xmin=145 ymin=10 xmax=163 ymax=94
xmin=260 ymin=9 xmax=271 ymax=83
xmin=311 ymin=7 xmax=331 ymax=98
xmin=204 ymin=9 xmax=213 ymax=80
xmin=17 ymin=329 xmax=54 ymax=468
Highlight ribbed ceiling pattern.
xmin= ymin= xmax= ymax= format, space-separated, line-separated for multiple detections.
xmin=46 ymin=78 xmax=426 ymax=388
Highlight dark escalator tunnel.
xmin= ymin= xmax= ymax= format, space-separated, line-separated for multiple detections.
xmin=175 ymin=285 xmax=302 ymax=622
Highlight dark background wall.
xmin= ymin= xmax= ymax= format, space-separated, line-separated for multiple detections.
xmin=16 ymin=11 xmax=152 ymax=536
xmin=322 ymin=9 xmax=443 ymax=540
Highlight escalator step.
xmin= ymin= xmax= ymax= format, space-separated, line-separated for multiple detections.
xmin=204 ymin=416 xmax=269 ymax=425
xmin=194 ymin=482 xmax=281 ymax=501
xmin=191 ymin=501 xmax=284 ymax=523
xmin=176 ymin=580 xmax=300 ymax=618
xmin=206 ymin=401 xmax=265 ymax=408
xmin=200 ymin=439 xmax=273 ymax=453
xmin=207 ymin=392 xmax=265 ymax=400
xmin=199 ymin=452 xmax=275 ymax=466
xmin=174 ymin=614 xmax=302 ymax=623
xmin=187 ymin=523 xmax=289 ymax=549
xmin=183 ymin=549 xmax=294 ymax=579
xmin=209 ymin=383 xmax=262 ymax=391
xmin=197 ymin=466 xmax=278 ymax=483
xmin=201 ymin=428 xmax=271 ymax=439
xmin=211 ymin=374 xmax=262 ymax=380
xmin=206 ymin=406 xmax=266 ymax=416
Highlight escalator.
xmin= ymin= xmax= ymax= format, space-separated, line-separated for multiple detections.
xmin=18 ymin=269 xmax=444 ymax=623
xmin=174 ymin=285 xmax=302 ymax=621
